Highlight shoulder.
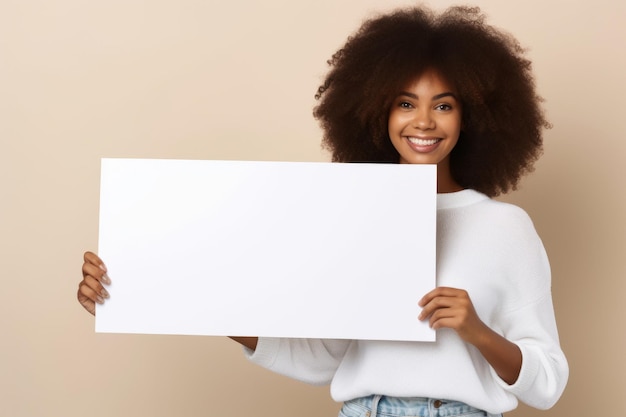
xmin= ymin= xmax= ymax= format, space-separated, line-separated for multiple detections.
xmin=479 ymin=199 xmax=543 ymax=249
xmin=438 ymin=190 xmax=543 ymax=252
xmin=439 ymin=189 xmax=536 ymax=230
xmin=458 ymin=194 xmax=552 ymax=302
xmin=482 ymin=198 xmax=535 ymax=227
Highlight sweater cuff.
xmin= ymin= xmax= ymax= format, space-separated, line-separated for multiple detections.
xmin=243 ymin=337 xmax=281 ymax=369
xmin=494 ymin=343 xmax=539 ymax=395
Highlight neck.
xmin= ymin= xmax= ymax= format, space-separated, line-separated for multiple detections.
xmin=436 ymin=161 xmax=463 ymax=193
xmin=437 ymin=180 xmax=464 ymax=194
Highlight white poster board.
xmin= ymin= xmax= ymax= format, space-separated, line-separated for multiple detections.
xmin=96 ymin=159 xmax=437 ymax=341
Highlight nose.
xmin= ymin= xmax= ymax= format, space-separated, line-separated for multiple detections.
xmin=412 ymin=109 xmax=435 ymax=130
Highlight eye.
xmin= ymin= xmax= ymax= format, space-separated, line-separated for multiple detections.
xmin=398 ymin=101 xmax=413 ymax=109
xmin=435 ymin=103 xmax=452 ymax=111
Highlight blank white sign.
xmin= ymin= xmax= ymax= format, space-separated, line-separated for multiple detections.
xmin=96 ymin=159 xmax=436 ymax=341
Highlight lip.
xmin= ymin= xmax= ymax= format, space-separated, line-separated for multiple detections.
xmin=405 ymin=135 xmax=442 ymax=153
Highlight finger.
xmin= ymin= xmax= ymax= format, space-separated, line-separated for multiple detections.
xmin=430 ymin=308 xmax=486 ymax=342
xmin=83 ymin=251 xmax=108 ymax=274
xmin=418 ymin=295 xmax=456 ymax=320
xmin=79 ymin=275 xmax=110 ymax=302
xmin=77 ymin=280 xmax=102 ymax=316
xmin=82 ymin=262 xmax=111 ymax=285
xmin=430 ymin=315 xmax=459 ymax=330
xmin=84 ymin=251 xmax=105 ymax=267
xmin=82 ymin=255 xmax=111 ymax=285
xmin=418 ymin=287 xmax=464 ymax=306
xmin=82 ymin=263 xmax=111 ymax=286
xmin=77 ymin=289 xmax=96 ymax=315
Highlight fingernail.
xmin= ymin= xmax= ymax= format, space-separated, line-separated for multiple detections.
xmin=99 ymin=263 xmax=108 ymax=273
xmin=102 ymin=273 xmax=111 ymax=285
xmin=96 ymin=295 xmax=104 ymax=304
xmin=101 ymin=288 xmax=110 ymax=299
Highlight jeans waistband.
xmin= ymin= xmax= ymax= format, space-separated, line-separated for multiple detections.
xmin=345 ymin=395 xmax=489 ymax=417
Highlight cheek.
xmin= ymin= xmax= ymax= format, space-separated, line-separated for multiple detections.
xmin=387 ymin=111 xmax=406 ymax=134
xmin=442 ymin=114 xmax=462 ymax=138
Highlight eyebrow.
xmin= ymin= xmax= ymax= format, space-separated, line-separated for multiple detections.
xmin=399 ymin=91 xmax=458 ymax=101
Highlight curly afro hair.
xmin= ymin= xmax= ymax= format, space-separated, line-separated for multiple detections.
xmin=314 ymin=5 xmax=550 ymax=197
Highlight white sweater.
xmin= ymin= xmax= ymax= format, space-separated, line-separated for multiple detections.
xmin=245 ymin=189 xmax=568 ymax=414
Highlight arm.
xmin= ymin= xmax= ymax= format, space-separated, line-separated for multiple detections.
xmin=229 ymin=337 xmax=258 ymax=350
xmin=419 ymin=287 xmax=521 ymax=384
xmin=467 ymin=322 xmax=521 ymax=385
xmin=419 ymin=285 xmax=568 ymax=409
xmin=245 ymin=337 xmax=351 ymax=385
xmin=79 ymin=252 xmax=260 ymax=351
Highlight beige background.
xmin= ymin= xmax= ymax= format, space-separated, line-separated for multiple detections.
xmin=1 ymin=0 xmax=624 ymax=416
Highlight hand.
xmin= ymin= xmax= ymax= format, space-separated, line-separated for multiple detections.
xmin=419 ymin=286 xmax=523 ymax=384
xmin=77 ymin=251 xmax=111 ymax=315
xmin=418 ymin=287 xmax=488 ymax=345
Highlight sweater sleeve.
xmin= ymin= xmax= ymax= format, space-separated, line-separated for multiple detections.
xmin=492 ymin=292 xmax=569 ymax=409
xmin=489 ymin=209 xmax=569 ymax=409
xmin=244 ymin=337 xmax=352 ymax=385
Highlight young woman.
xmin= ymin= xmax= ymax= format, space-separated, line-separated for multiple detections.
xmin=78 ymin=5 xmax=568 ymax=416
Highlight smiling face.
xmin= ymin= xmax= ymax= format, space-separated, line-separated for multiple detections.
xmin=388 ymin=69 xmax=463 ymax=192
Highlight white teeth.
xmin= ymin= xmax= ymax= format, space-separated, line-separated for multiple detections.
xmin=408 ymin=137 xmax=440 ymax=146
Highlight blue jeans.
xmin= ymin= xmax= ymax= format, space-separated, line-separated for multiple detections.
xmin=339 ymin=395 xmax=502 ymax=417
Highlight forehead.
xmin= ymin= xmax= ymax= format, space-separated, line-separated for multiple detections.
xmin=401 ymin=69 xmax=457 ymax=95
